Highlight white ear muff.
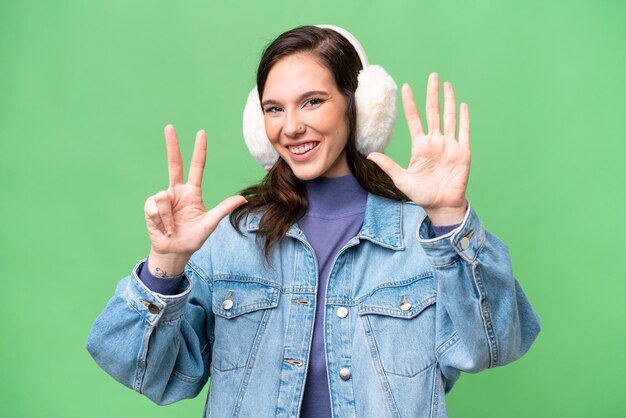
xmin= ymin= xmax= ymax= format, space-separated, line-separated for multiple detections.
xmin=243 ymin=87 xmax=279 ymax=170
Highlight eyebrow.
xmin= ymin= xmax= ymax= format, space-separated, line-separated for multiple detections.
xmin=261 ymin=90 xmax=330 ymax=107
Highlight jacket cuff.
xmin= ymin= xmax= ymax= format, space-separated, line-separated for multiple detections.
xmin=416 ymin=202 xmax=486 ymax=266
xmin=125 ymin=259 xmax=193 ymax=325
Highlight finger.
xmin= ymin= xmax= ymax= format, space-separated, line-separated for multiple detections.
xmin=425 ymin=72 xmax=441 ymax=135
xmin=187 ymin=130 xmax=207 ymax=187
xmin=165 ymin=124 xmax=184 ymax=187
xmin=401 ymin=83 xmax=424 ymax=141
xmin=443 ymin=82 xmax=457 ymax=138
xmin=155 ymin=190 xmax=175 ymax=236
xmin=366 ymin=152 xmax=407 ymax=188
xmin=200 ymin=195 xmax=248 ymax=235
xmin=458 ymin=103 xmax=470 ymax=150
xmin=144 ymin=195 xmax=167 ymax=236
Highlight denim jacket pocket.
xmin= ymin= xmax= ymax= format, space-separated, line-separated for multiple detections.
xmin=358 ymin=274 xmax=437 ymax=377
xmin=210 ymin=277 xmax=280 ymax=372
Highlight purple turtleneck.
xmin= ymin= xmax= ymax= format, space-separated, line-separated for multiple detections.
xmin=298 ymin=173 xmax=368 ymax=417
xmin=137 ymin=174 xmax=459 ymax=417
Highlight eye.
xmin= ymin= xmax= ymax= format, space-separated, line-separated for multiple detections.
xmin=263 ymin=106 xmax=282 ymax=114
xmin=304 ymin=98 xmax=324 ymax=107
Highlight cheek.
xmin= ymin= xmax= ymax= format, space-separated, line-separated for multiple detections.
xmin=263 ymin=117 xmax=280 ymax=144
xmin=329 ymin=115 xmax=349 ymax=146
xmin=313 ymin=109 xmax=346 ymax=136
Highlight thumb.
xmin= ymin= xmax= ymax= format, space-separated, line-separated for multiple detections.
xmin=367 ymin=152 xmax=405 ymax=185
xmin=200 ymin=195 xmax=248 ymax=235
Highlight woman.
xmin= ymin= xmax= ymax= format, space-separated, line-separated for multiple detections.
xmin=87 ymin=24 xmax=540 ymax=417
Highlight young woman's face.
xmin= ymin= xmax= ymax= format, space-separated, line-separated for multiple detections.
xmin=261 ymin=53 xmax=351 ymax=180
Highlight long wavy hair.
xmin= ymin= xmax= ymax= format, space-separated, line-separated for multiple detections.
xmin=230 ymin=25 xmax=408 ymax=261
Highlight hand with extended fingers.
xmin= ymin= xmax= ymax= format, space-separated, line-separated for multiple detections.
xmin=367 ymin=72 xmax=471 ymax=226
xmin=144 ymin=125 xmax=247 ymax=276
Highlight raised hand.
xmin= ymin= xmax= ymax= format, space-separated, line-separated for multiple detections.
xmin=367 ymin=72 xmax=471 ymax=226
xmin=144 ymin=125 xmax=247 ymax=276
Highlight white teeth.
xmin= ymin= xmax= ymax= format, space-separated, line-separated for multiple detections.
xmin=289 ymin=142 xmax=318 ymax=155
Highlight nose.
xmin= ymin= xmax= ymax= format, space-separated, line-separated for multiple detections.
xmin=283 ymin=110 xmax=305 ymax=138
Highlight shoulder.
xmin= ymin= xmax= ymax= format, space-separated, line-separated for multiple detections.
xmin=189 ymin=211 xmax=261 ymax=268
xmin=211 ymin=210 xmax=260 ymax=246
xmin=400 ymin=200 xmax=427 ymax=219
xmin=372 ymin=196 xmax=427 ymax=229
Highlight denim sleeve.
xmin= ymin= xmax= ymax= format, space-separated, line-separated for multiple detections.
xmin=416 ymin=202 xmax=541 ymax=391
xmin=86 ymin=243 xmax=215 ymax=405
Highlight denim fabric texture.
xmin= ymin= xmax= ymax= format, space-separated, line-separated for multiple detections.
xmin=86 ymin=193 xmax=541 ymax=418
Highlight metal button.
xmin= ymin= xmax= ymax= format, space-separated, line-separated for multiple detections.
xmin=400 ymin=295 xmax=411 ymax=311
xmin=142 ymin=301 xmax=160 ymax=314
xmin=339 ymin=368 xmax=351 ymax=380
xmin=222 ymin=291 xmax=233 ymax=310
xmin=337 ymin=307 xmax=348 ymax=318
xmin=460 ymin=236 xmax=470 ymax=250
xmin=284 ymin=359 xmax=304 ymax=367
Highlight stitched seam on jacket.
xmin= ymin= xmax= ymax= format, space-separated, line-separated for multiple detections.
xmin=212 ymin=274 xmax=282 ymax=289
xmin=471 ymin=261 xmax=499 ymax=368
xmin=382 ymin=360 xmax=434 ymax=378
xmin=361 ymin=315 xmax=401 ymax=418
xmin=435 ymin=332 xmax=461 ymax=358
xmin=233 ymin=306 xmax=275 ymax=417
xmin=134 ymin=325 xmax=154 ymax=393
xmin=187 ymin=261 xmax=211 ymax=288
xmin=171 ymin=368 xmax=202 ymax=384
xmin=355 ymin=272 xmax=434 ymax=304
xmin=430 ymin=363 xmax=439 ymax=418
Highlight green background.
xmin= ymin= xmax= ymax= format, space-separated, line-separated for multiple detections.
xmin=1 ymin=0 xmax=625 ymax=417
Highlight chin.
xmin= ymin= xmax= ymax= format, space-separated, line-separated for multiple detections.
xmin=289 ymin=164 xmax=324 ymax=181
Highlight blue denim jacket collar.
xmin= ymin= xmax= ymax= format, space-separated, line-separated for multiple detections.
xmin=245 ymin=192 xmax=406 ymax=251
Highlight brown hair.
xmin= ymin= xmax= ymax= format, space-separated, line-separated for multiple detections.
xmin=230 ymin=25 xmax=407 ymax=261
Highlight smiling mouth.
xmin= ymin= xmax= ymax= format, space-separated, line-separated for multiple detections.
xmin=288 ymin=142 xmax=319 ymax=155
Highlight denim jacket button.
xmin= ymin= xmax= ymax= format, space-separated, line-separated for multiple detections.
xmin=222 ymin=291 xmax=234 ymax=310
xmin=460 ymin=236 xmax=470 ymax=250
xmin=400 ymin=295 xmax=411 ymax=311
xmin=339 ymin=368 xmax=351 ymax=380
xmin=336 ymin=307 xmax=348 ymax=318
xmin=147 ymin=303 xmax=159 ymax=314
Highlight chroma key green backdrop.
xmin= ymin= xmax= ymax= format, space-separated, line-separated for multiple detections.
xmin=1 ymin=0 xmax=625 ymax=417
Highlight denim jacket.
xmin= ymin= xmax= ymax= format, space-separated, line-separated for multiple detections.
xmin=86 ymin=193 xmax=540 ymax=418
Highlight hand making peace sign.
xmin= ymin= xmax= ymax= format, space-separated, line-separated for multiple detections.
xmin=144 ymin=125 xmax=247 ymax=276
xmin=367 ymin=73 xmax=471 ymax=226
